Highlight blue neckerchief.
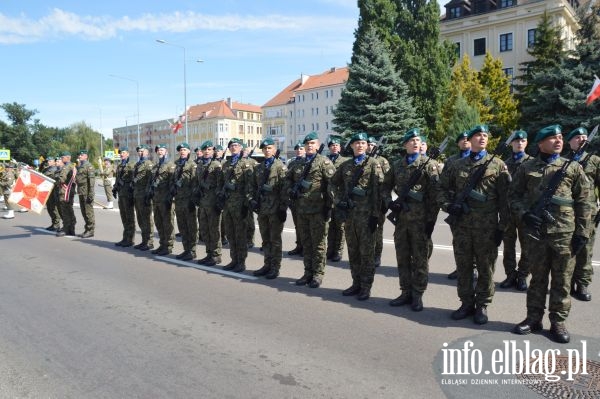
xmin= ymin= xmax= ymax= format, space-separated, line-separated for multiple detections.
xmin=137 ymin=156 xmax=147 ymax=165
xmin=159 ymin=157 xmax=165 ymax=166
xmin=121 ymin=158 xmax=128 ymax=166
xmin=230 ymin=153 xmax=240 ymax=166
xmin=177 ymin=156 xmax=188 ymax=166
xmin=264 ymin=157 xmax=274 ymax=169
xmin=353 ymin=154 xmax=366 ymax=165
xmin=513 ymin=151 xmax=526 ymax=161
xmin=295 ymin=156 xmax=304 ymax=161
xmin=202 ymin=157 xmax=211 ymax=165
xmin=460 ymin=149 xmax=471 ymax=158
xmin=406 ymin=153 xmax=419 ymax=165
xmin=328 ymin=153 xmax=339 ymax=162
xmin=540 ymin=152 xmax=560 ymax=164
xmin=470 ymin=150 xmax=487 ymax=162
xmin=573 ymin=153 xmax=582 ymax=161
xmin=64 ymin=161 xmax=70 ymax=166
xmin=306 ymin=154 xmax=316 ymax=162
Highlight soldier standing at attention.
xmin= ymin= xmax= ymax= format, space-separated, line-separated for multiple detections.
xmin=43 ymin=157 xmax=62 ymax=231
xmin=215 ymin=145 xmax=228 ymax=246
xmin=325 ymin=135 xmax=349 ymax=262
xmin=193 ymin=146 xmax=205 ymax=244
xmin=442 ymin=131 xmax=471 ymax=280
xmin=419 ymin=134 xmax=441 ymax=261
xmin=439 ymin=125 xmax=511 ymax=325
xmin=100 ymin=157 xmax=115 ymax=209
xmin=368 ymin=136 xmax=390 ymax=267
xmin=114 ymin=148 xmax=136 ymax=247
xmin=171 ymin=143 xmax=198 ymax=261
xmin=194 ymin=141 xmax=223 ymax=266
xmin=243 ymin=143 xmax=258 ymax=249
xmin=565 ymin=126 xmax=599 ymax=302
xmin=384 ymin=129 xmax=440 ymax=310
xmin=132 ymin=145 xmax=154 ymax=251
xmin=56 ymin=152 xmax=78 ymax=237
xmin=288 ymin=132 xmax=336 ymax=288
xmin=250 ymin=138 xmax=288 ymax=279
xmin=332 ymin=132 xmax=383 ymax=300
xmin=499 ymin=130 xmax=532 ymax=291
xmin=511 ymin=125 xmax=591 ymax=343
xmin=75 ymin=150 xmax=96 ymax=238
xmin=0 ymin=163 xmax=16 ymax=219
xmin=217 ymin=138 xmax=254 ymax=272
xmin=149 ymin=144 xmax=176 ymax=256
xmin=286 ymin=141 xmax=305 ymax=257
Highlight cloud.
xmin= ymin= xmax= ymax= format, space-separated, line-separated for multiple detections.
xmin=0 ymin=8 xmax=355 ymax=44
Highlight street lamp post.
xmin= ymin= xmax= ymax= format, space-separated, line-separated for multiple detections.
xmin=109 ymin=74 xmax=140 ymax=144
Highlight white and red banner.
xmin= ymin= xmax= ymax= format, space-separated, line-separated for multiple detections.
xmin=8 ymin=168 xmax=55 ymax=214
xmin=168 ymin=115 xmax=185 ymax=134
xmin=586 ymin=75 xmax=600 ymax=106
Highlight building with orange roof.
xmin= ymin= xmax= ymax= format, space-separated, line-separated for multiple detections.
xmin=262 ymin=66 xmax=349 ymax=156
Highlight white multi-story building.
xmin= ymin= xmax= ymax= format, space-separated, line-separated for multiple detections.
xmin=262 ymin=67 xmax=349 ymax=156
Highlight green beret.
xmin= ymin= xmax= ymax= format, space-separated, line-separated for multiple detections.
xmin=402 ymin=128 xmax=423 ymax=145
xmin=303 ymin=132 xmax=319 ymax=143
xmin=259 ymin=137 xmax=275 ymax=149
xmin=565 ymin=127 xmax=588 ymax=142
xmin=60 ymin=151 xmax=71 ymax=157
xmin=349 ymin=132 xmax=369 ymax=144
xmin=327 ymin=135 xmax=343 ymax=146
xmin=215 ymin=145 xmax=224 ymax=151
xmin=118 ymin=147 xmax=129 ymax=153
xmin=455 ymin=131 xmax=469 ymax=143
xmin=228 ymin=138 xmax=243 ymax=147
xmin=512 ymin=130 xmax=528 ymax=141
xmin=420 ymin=135 xmax=427 ymax=144
xmin=136 ymin=144 xmax=149 ymax=151
xmin=467 ymin=124 xmax=490 ymax=139
xmin=199 ymin=140 xmax=214 ymax=150
xmin=534 ymin=125 xmax=562 ymax=143
xmin=368 ymin=136 xmax=378 ymax=144
xmin=294 ymin=140 xmax=304 ymax=150
xmin=176 ymin=142 xmax=190 ymax=151
xmin=156 ymin=144 xmax=167 ymax=151
xmin=78 ymin=150 xmax=88 ymax=155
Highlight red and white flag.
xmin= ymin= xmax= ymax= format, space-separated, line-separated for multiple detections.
xmin=586 ymin=75 xmax=600 ymax=106
xmin=170 ymin=115 xmax=185 ymax=134
xmin=8 ymin=168 xmax=55 ymax=214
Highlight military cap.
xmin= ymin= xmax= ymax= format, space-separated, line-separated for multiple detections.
xmin=60 ymin=151 xmax=71 ymax=157
xmin=420 ymin=135 xmax=428 ymax=144
xmin=534 ymin=125 xmax=562 ymax=143
xmin=349 ymin=132 xmax=369 ymax=144
xmin=176 ymin=142 xmax=190 ymax=151
xmin=78 ymin=149 xmax=88 ymax=155
xmin=402 ymin=128 xmax=423 ymax=144
xmin=136 ymin=144 xmax=149 ymax=151
xmin=565 ymin=127 xmax=588 ymax=142
xmin=303 ymin=132 xmax=319 ymax=143
xmin=215 ymin=145 xmax=224 ymax=151
xmin=103 ymin=156 xmax=111 ymax=161
xmin=294 ymin=141 xmax=304 ymax=150
xmin=512 ymin=130 xmax=528 ymax=141
xmin=118 ymin=147 xmax=129 ymax=153
xmin=367 ymin=136 xmax=378 ymax=144
xmin=467 ymin=124 xmax=490 ymax=139
xmin=327 ymin=135 xmax=343 ymax=146
xmin=200 ymin=140 xmax=214 ymax=150
xmin=227 ymin=138 xmax=243 ymax=147
xmin=259 ymin=137 xmax=275 ymax=149
xmin=155 ymin=143 xmax=167 ymax=153
xmin=455 ymin=131 xmax=469 ymax=143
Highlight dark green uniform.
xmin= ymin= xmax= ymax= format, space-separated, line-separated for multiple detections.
xmin=100 ymin=161 xmax=115 ymax=204
xmin=150 ymin=156 xmax=176 ymax=255
xmin=57 ymin=161 xmax=77 ymax=236
xmin=115 ymin=158 xmax=136 ymax=246
xmin=286 ymin=156 xmax=305 ymax=255
xmin=245 ymin=155 xmax=258 ymax=248
xmin=194 ymin=156 xmax=223 ymax=263
xmin=172 ymin=155 xmax=198 ymax=259
xmin=373 ymin=155 xmax=390 ymax=265
xmin=75 ymin=159 xmax=96 ymax=235
xmin=326 ymin=153 xmax=349 ymax=261
xmin=132 ymin=157 xmax=154 ymax=248
xmin=43 ymin=163 xmax=61 ymax=230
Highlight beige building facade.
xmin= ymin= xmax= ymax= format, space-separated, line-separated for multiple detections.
xmin=440 ymin=0 xmax=581 ymax=81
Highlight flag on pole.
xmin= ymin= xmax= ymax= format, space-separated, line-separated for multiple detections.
xmin=586 ymin=75 xmax=600 ymax=106
xmin=8 ymin=168 xmax=55 ymax=214
xmin=169 ymin=115 xmax=185 ymax=134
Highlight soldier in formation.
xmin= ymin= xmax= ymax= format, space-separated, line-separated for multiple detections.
xmin=368 ymin=136 xmax=390 ymax=267
xmin=114 ymin=148 xmax=136 ymax=247
xmin=325 ymin=135 xmax=349 ymax=262
xmin=0 ymin=162 xmax=16 ymax=219
xmin=43 ymin=157 xmax=62 ymax=230
xmin=149 ymin=144 xmax=176 ymax=256
xmin=243 ymin=143 xmax=258 ymax=249
xmin=56 ymin=151 xmax=78 ymax=237
xmin=75 ymin=150 xmax=96 ymax=238
xmin=172 ymin=143 xmax=198 ymax=261
xmin=286 ymin=141 xmax=305 ymax=257
xmin=132 ymin=145 xmax=154 ymax=251
xmin=100 ymin=157 xmax=115 ymax=209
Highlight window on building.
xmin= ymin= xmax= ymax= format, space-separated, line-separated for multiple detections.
xmin=315 ymin=108 xmax=318 ymax=115
xmin=500 ymin=33 xmax=513 ymax=52
xmin=311 ymin=93 xmax=314 ymax=100
xmin=503 ymin=67 xmax=515 ymax=93
xmin=316 ymin=123 xmax=319 ymax=130
xmin=474 ymin=38 xmax=486 ymax=56
xmin=527 ymin=29 xmax=537 ymax=48
xmin=449 ymin=7 xmax=461 ymax=18
xmin=315 ymin=92 xmax=318 ymax=99
xmin=500 ymin=0 xmax=515 ymax=8
xmin=454 ymin=42 xmax=461 ymax=59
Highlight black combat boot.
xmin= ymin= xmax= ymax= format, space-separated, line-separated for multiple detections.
xmin=389 ymin=292 xmax=412 ymax=307
xmin=473 ymin=305 xmax=488 ymax=325
xmin=513 ymin=318 xmax=543 ymax=335
xmin=295 ymin=272 xmax=312 ymax=286
xmin=196 ymin=255 xmax=211 ymax=265
xmin=573 ymin=284 xmax=592 ymax=301
xmin=253 ymin=265 xmax=271 ymax=276
xmin=308 ymin=276 xmax=322 ymax=288
xmin=342 ymin=284 xmax=361 ymax=296
xmin=265 ymin=268 xmax=280 ymax=279
xmin=411 ymin=293 xmax=424 ymax=312
xmin=288 ymin=246 xmax=303 ymax=256
xmin=499 ymin=272 xmax=517 ymax=289
xmin=232 ymin=263 xmax=246 ymax=273
xmin=549 ymin=322 xmax=570 ymax=343
xmin=515 ymin=276 xmax=528 ymax=291
xmin=451 ymin=303 xmax=475 ymax=320
xmin=223 ymin=261 xmax=237 ymax=271
xmin=357 ymin=287 xmax=371 ymax=301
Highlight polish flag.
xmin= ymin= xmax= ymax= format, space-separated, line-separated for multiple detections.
xmin=8 ymin=168 xmax=55 ymax=214
xmin=171 ymin=115 xmax=185 ymax=134
xmin=586 ymin=75 xmax=600 ymax=106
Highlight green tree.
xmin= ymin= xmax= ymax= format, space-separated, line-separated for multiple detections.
xmin=333 ymin=26 xmax=421 ymax=159
xmin=62 ymin=121 xmax=103 ymax=163
xmin=355 ymin=0 xmax=398 ymax=55
xmin=0 ymin=102 xmax=37 ymax=163
xmin=443 ymin=94 xmax=481 ymax=154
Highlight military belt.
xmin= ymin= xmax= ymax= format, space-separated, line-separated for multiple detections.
xmin=407 ymin=190 xmax=424 ymax=202
xmin=468 ymin=189 xmax=488 ymax=202
xmin=550 ymin=195 xmax=574 ymax=206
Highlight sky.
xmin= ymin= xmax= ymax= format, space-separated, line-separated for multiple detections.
xmin=0 ymin=0 xmax=362 ymax=139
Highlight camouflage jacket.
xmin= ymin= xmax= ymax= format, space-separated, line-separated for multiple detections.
xmin=115 ymin=159 xmax=136 ymax=198
xmin=504 ymin=152 xmax=532 ymax=177
xmin=331 ymin=156 xmax=384 ymax=216
xmin=149 ymin=158 xmax=176 ymax=200
xmin=132 ymin=159 xmax=154 ymax=198
xmin=286 ymin=154 xmax=335 ymax=214
xmin=0 ymin=168 xmax=15 ymax=194
xmin=193 ymin=157 xmax=222 ymax=208
xmin=100 ymin=163 xmax=114 ymax=184
xmin=171 ymin=156 xmax=197 ymax=201
xmin=75 ymin=160 xmax=96 ymax=197
xmin=218 ymin=155 xmax=254 ymax=208
xmin=575 ymin=151 xmax=600 ymax=211
xmin=57 ymin=162 xmax=77 ymax=200
xmin=251 ymin=157 xmax=287 ymax=215
xmin=510 ymin=156 xmax=591 ymax=237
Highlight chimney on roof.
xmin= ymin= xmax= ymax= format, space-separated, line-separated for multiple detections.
xmin=227 ymin=97 xmax=232 ymax=108
xmin=330 ymin=67 xmax=336 ymax=73
xmin=301 ymin=73 xmax=309 ymax=84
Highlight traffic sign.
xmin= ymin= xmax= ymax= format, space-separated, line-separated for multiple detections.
xmin=104 ymin=150 xmax=116 ymax=160
xmin=0 ymin=148 xmax=10 ymax=161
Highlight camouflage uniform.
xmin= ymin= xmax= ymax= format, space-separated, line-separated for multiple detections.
xmin=75 ymin=158 xmax=96 ymax=235
xmin=287 ymin=153 xmax=335 ymax=285
xmin=286 ymin=156 xmax=305 ymax=254
xmin=57 ymin=161 xmax=78 ymax=235
xmin=510 ymin=155 xmax=590 ymax=324
xmin=373 ymin=155 xmax=391 ymax=265
xmin=384 ymin=154 xmax=439 ymax=304
xmin=326 ymin=152 xmax=350 ymax=261
xmin=251 ymin=155 xmax=287 ymax=277
xmin=172 ymin=155 xmax=198 ymax=259
xmin=194 ymin=156 xmax=223 ymax=263
xmin=115 ymin=157 xmax=136 ymax=245
xmin=244 ymin=155 xmax=258 ymax=248
xmin=439 ymin=152 xmax=511 ymax=312
xmin=100 ymin=161 xmax=115 ymax=203
xmin=0 ymin=165 xmax=15 ymax=211
xmin=43 ymin=162 xmax=62 ymax=230
xmin=132 ymin=156 xmax=154 ymax=248
xmin=149 ymin=156 xmax=176 ymax=254
xmin=332 ymin=155 xmax=383 ymax=297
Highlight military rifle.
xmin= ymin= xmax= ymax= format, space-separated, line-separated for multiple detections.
xmin=145 ymin=158 xmax=164 ymax=206
xmin=387 ymin=137 xmax=449 ymax=225
xmin=288 ymin=143 xmax=326 ymax=201
xmin=252 ymin=149 xmax=281 ymax=213
xmin=215 ymin=152 xmax=248 ymax=212
xmin=444 ymin=131 xmax=515 ymax=226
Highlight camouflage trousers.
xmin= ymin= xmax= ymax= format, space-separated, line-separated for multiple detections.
xmin=103 ymin=182 xmax=114 ymax=202
xmin=297 ymin=211 xmax=328 ymax=278
xmin=134 ymin=196 xmax=154 ymax=246
xmin=502 ymin=216 xmax=530 ymax=278
xmin=327 ymin=211 xmax=345 ymax=256
xmin=118 ymin=195 xmax=136 ymax=244
xmin=394 ymin=220 xmax=429 ymax=295
xmin=258 ymin=212 xmax=284 ymax=270
xmin=198 ymin=206 xmax=221 ymax=258
xmin=572 ymin=223 xmax=596 ymax=288
xmin=247 ymin=211 xmax=256 ymax=246
xmin=223 ymin=204 xmax=248 ymax=264
xmin=290 ymin=206 xmax=302 ymax=250
xmin=174 ymin=199 xmax=197 ymax=254
xmin=527 ymin=233 xmax=575 ymax=323
xmin=78 ymin=195 xmax=95 ymax=233
xmin=152 ymin=197 xmax=174 ymax=251
xmin=453 ymin=225 xmax=497 ymax=307
xmin=374 ymin=212 xmax=385 ymax=260
xmin=59 ymin=194 xmax=77 ymax=234
xmin=346 ymin=211 xmax=376 ymax=289
xmin=46 ymin=191 xmax=61 ymax=228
